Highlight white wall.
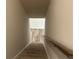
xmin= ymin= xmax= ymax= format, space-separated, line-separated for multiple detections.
xmin=46 ymin=0 xmax=73 ymax=50
xmin=25 ymin=18 xmax=30 ymax=44
xmin=6 ymin=0 xmax=28 ymax=59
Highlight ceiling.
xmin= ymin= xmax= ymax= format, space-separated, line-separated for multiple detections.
xmin=21 ymin=0 xmax=50 ymax=17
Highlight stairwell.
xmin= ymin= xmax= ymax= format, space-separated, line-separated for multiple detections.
xmin=17 ymin=43 xmax=48 ymax=59
xmin=14 ymin=29 xmax=72 ymax=59
xmin=6 ymin=0 xmax=73 ymax=59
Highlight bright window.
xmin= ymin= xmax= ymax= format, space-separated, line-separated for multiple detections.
xmin=29 ymin=18 xmax=45 ymax=29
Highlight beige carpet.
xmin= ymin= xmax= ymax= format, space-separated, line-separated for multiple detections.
xmin=18 ymin=43 xmax=48 ymax=59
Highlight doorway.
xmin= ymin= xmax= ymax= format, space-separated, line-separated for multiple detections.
xmin=29 ymin=18 xmax=45 ymax=43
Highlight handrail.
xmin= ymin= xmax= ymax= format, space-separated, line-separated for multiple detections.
xmin=45 ymin=36 xmax=73 ymax=57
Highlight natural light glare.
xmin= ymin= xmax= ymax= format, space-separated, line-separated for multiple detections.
xmin=29 ymin=18 xmax=45 ymax=29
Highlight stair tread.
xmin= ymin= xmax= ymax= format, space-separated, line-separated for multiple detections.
xmin=18 ymin=43 xmax=48 ymax=59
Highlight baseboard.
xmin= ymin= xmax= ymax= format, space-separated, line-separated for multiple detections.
xmin=13 ymin=42 xmax=31 ymax=59
xmin=45 ymin=36 xmax=73 ymax=57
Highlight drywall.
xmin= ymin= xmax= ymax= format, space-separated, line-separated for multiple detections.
xmin=22 ymin=0 xmax=50 ymax=17
xmin=6 ymin=0 xmax=28 ymax=59
xmin=46 ymin=0 xmax=73 ymax=50
xmin=24 ymin=18 xmax=30 ymax=44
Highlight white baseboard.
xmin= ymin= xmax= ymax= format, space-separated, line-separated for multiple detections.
xmin=13 ymin=42 xmax=31 ymax=59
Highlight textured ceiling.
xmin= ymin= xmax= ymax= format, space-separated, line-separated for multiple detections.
xmin=21 ymin=0 xmax=50 ymax=17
